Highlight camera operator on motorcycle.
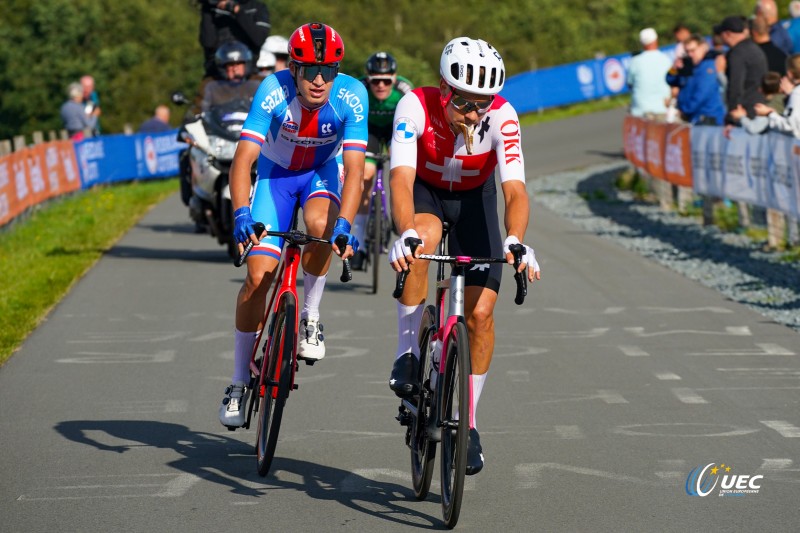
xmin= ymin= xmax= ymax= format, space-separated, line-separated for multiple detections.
xmin=218 ymin=22 xmax=368 ymax=428
xmin=201 ymin=41 xmax=262 ymax=111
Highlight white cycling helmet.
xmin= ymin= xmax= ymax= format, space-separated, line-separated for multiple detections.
xmin=264 ymin=35 xmax=289 ymax=56
xmin=439 ymin=37 xmax=505 ymax=95
xmin=257 ymin=50 xmax=276 ymax=69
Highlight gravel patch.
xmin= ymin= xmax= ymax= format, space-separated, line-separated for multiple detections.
xmin=529 ymin=162 xmax=800 ymax=332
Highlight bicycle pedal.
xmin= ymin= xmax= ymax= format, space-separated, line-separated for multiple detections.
xmin=303 ymin=359 xmax=315 ymax=366
xmin=292 ymin=384 xmax=299 ymax=390
xmin=225 ymin=425 xmax=237 ymax=432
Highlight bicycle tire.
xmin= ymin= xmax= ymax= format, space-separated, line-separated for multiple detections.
xmin=255 ymin=293 xmax=296 ymax=477
xmin=370 ymin=197 xmax=381 ymax=294
xmin=439 ymin=321 xmax=470 ymax=529
xmin=410 ymin=305 xmax=437 ymax=500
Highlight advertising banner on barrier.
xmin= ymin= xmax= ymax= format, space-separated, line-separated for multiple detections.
xmin=75 ymin=129 xmax=182 ymax=188
xmin=691 ymin=126 xmax=800 ymax=218
xmin=645 ymin=120 xmax=667 ymax=179
xmin=0 ymin=140 xmax=81 ymax=227
xmin=623 ymin=116 xmax=693 ymax=187
xmin=664 ymin=124 xmax=693 ymax=187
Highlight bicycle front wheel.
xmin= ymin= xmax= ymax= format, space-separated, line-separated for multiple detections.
xmin=410 ymin=305 xmax=437 ymax=500
xmin=255 ymin=293 xmax=296 ymax=477
xmin=439 ymin=321 xmax=470 ymax=529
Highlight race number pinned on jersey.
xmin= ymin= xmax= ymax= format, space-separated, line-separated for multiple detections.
xmin=393 ymin=118 xmax=417 ymax=143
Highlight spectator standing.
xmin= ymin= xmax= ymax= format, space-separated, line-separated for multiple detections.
xmin=756 ymin=0 xmax=794 ymax=54
xmin=627 ymin=28 xmax=673 ymax=118
xmin=261 ymin=35 xmax=289 ymax=72
xmin=751 ymin=15 xmax=788 ymax=74
xmin=787 ymin=1 xmax=800 ymax=53
xmin=668 ymin=34 xmax=726 ymax=124
xmin=730 ymin=71 xmax=785 ymax=133
xmin=755 ymin=53 xmax=800 ymax=135
xmin=672 ymin=23 xmax=692 ymax=59
xmin=138 ymin=105 xmax=172 ymax=133
xmin=198 ymin=0 xmax=270 ymax=78
xmin=80 ymin=75 xmax=101 ymax=135
xmin=255 ymin=50 xmax=276 ymax=79
xmin=61 ymin=82 xmax=97 ymax=140
xmin=717 ymin=15 xmax=769 ymax=122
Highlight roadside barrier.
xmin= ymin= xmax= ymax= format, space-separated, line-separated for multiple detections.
xmin=0 ymin=129 xmax=182 ymax=228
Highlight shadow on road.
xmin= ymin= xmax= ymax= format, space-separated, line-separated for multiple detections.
xmin=55 ymin=420 xmax=441 ymax=529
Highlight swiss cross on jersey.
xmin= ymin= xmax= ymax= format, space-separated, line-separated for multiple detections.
xmin=406 ymin=87 xmax=524 ymax=191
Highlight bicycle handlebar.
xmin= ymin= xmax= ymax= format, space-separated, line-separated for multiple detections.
xmin=392 ymin=238 xmax=527 ymax=305
xmin=234 ymin=222 xmax=351 ymax=283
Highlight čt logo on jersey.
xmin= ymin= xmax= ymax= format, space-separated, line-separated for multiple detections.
xmin=394 ymin=118 xmax=416 ymax=143
xmin=321 ymin=123 xmax=333 ymax=136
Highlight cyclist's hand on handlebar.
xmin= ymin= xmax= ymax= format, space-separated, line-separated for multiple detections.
xmin=504 ymin=236 xmax=542 ymax=282
xmin=330 ymin=217 xmax=359 ymax=259
xmin=234 ymin=207 xmax=262 ymax=251
xmin=389 ymin=229 xmax=423 ymax=272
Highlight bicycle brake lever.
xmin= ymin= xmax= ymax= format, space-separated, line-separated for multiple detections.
xmin=234 ymin=222 xmax=266 ymax=267
xmin=334 ymin=234 xmax=352 ymax=283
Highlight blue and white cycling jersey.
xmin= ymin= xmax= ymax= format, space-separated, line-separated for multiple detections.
xmin=239 ymin=70 xmax=368 ymax=260
xmin=240 ymin=69 xmax=368 ymax=172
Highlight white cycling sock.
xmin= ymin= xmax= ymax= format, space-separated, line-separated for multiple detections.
xmin=396 ymin=302 xmax=423 ymax=359
xmin=233 ymin=328 xmax=260 ymax=384
xmin=470 ymin=372 xmax=487 ymax=429
xmin=301 ymin=271 xmax=327 ymax=321
xmin=352 ymin=213 xmax=368 ymax=248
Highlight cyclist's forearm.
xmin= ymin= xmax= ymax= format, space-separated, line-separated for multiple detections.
xmin=230 ymin=143 xmax=259 ymax=210
xmin=502 ymin=180 xmax=529 ymax=240
xmin=390 ymin=166 xmax=416 ymax=232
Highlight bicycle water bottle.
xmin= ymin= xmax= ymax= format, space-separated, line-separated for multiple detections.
xmin=430 ymin=339 xmax=442 ymax=389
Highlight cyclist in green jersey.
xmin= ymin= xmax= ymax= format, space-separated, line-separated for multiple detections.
xmin=350 ymin=51 xmax=413 ymax=269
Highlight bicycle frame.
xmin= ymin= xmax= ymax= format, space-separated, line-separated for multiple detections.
xmin=368 ymin=155 xmax=389 ymax=254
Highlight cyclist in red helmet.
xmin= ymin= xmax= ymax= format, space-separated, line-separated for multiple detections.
xmin=219 ymin=22 xmax=369 ymax=428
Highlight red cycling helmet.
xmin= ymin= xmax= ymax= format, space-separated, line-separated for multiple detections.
xmin=288 ymin=22 xmax=344 ymax=64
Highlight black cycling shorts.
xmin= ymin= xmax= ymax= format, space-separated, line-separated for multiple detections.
xmin=366 ymin=130 xmax=391 ymax=162
xmin=413 ymin=177 xmax=502 ymax=293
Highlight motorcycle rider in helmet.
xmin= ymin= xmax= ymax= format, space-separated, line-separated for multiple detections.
xmin=201 ymin=40 xmax=262 ymax=111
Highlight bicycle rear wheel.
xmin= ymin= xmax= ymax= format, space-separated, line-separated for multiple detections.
xmin=255 ymin=293 xmax=296 ymax=477
xmin=439 ymin=321 xmax=470 ymax=529
xmin=410 ymin=305 xmax=437 ymax=500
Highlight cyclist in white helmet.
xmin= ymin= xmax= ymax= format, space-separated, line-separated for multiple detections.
xmin=388 ymin=37 xmax=541 ymax=475
xmin=263 ymin=34 xmax=289 ymax=71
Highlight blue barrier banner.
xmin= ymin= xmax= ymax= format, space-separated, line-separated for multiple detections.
xmin=501 ymin=46 xmax=676 ymax=114
xmin=75 ymin=129 xmax=183 ymax=188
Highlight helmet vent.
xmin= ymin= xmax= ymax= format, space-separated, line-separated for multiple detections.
xmin=465 ymin=64 xmax=474 ymax=85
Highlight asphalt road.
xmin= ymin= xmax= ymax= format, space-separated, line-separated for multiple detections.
xmin=2 ymin=108 xmax=799 ymax=532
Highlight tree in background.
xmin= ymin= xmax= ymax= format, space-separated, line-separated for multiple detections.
xmin=0 ymin=0 xmax=761 ymax=140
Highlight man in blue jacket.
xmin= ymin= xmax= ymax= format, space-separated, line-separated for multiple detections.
xmin=667 ymin=34 xmax=726 ymax=125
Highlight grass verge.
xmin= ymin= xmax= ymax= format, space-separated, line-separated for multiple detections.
xmin=0 ymin=178 xmax=178 ymax=366
xmin=520 ymin=95 xmax=629 ymax=126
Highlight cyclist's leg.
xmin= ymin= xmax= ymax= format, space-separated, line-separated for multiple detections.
xmin=390 ymin=180 xmax=443 ymax=395
xmin=296 ymin=160 xmax=341 ymax=361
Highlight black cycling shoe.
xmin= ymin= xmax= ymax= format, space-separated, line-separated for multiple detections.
xmin=349 ymin=250 xmax=366 ymax=271
xmin=465 ymin=428 xmax=484 ymax=475
xmin=389 ymin=353 xmax=419 ymax=397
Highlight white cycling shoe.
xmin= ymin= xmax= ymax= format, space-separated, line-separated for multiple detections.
xmin=219 ymin=381 xmax=249 ymax=428
xmin=297 ymin=318 xmax=325 ymax=364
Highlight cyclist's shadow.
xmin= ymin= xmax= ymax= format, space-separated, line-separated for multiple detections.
xmin=54 ymin=420 xmax=441 ymax=529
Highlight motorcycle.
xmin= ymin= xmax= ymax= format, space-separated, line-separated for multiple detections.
xmin=172 ymin=92 xmax=255 ymax=258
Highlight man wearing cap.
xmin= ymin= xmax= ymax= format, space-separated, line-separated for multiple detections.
xmin=627 ymin=28 xmax=672 ymax=119
xmin=716 ymin=15 xmax=768 ymax=123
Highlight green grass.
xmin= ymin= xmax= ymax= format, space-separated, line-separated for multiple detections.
xmin=520 ymin=95 xmax=629 ymax=126
xmin=0 ymin=178 xmax=178 ymax=366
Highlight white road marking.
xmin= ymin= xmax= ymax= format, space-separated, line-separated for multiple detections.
xmin=655 ymin=372 xmax=682 ymax=380
xmin=625 ymin=326 xmax=751 ymax=337
xmin=641 ymin=306 xmax=733 ymax=314
xmin=671 ymin=388 xmax=708 ymax=404
xmin=515 ymin=463 xmax=657 ymax=489
xmin=16 ymin=474 xmax=201 ymax=501
xmin=597 ymin=390 xmax=629 ymax=404
xmin=716 ymin=367 xmax=800 ymax=377
xmin=507 ymin=370 xmax=530 ymax=382
xmin=619 ymin=345 xmax=649 ymax=357
xmin=654 ymin=459 xmax=687 ymax=480
xmin=494 ymin=347 xmax=549 ymax=358
xmin=100 ymin=400 xmax=188 ymax=414
xmin=56 ymin=350 xmax=175 ymax=364
xmin=613 ymin=423 xmax=759 ymax=438
xmin=555 ymin=426 xmax=585 ymax=439
xmin=687 ymin=343 xmax=795 ymax=356
xmin=760 ymin=420 xmax=800 ymax=438
xmin=503 ymin=328 xmax=609 ymax=338
xmin=190 ymin=332 xmax=229 ymax=342
xmin=67 ymin=332 xmax=187 ymax=343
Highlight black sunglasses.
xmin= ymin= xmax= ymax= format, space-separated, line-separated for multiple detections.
xmin=369 ymin=77 xmax=393 ymax=86
xmin=448 ymin=89 xmax=494 ymax=114
xmin=294 ymin=62 xmax=339 ymax=82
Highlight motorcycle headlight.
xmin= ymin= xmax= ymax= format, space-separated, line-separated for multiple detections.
xmin=208 ymin=135 xmax=238 ymax=161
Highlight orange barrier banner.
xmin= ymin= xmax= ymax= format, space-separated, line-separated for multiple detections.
xmin=663 ymin=124 xmax=692 ymax=187
xmin=0 ymin=140 xmax=81 ymax=227
xmin=623 ymin=115 xmax=693 ymax=187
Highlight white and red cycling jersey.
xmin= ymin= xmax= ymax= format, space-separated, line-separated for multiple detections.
xmin=389 ymin=87 xmax=525 ymax=191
